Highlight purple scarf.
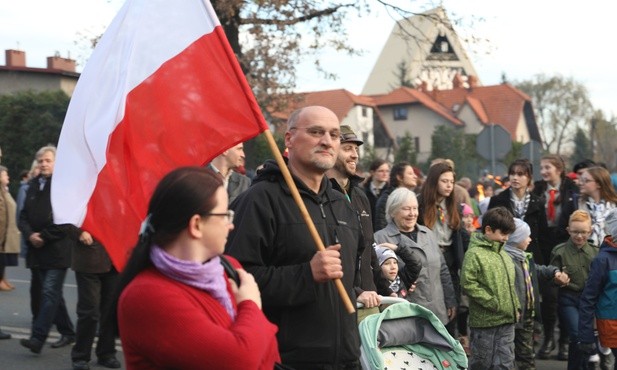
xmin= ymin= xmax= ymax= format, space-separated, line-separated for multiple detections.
xmin=150 ymin=245 xmax=235 ymax=320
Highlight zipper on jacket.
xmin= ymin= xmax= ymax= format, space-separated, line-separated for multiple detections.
xmin=322 ymin=198 xmax=342 ymax=366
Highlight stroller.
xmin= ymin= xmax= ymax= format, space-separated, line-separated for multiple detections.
xmin=358 ymin=298 xmax=468 ymax=370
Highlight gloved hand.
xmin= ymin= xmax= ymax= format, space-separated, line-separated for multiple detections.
xmin=578 ymin=342 xmax=597 ymax=355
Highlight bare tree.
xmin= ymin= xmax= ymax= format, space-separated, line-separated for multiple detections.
xmin=80 ymin=1 xmax=478 ymax=117
xmin=516 ymin=74 xmax=593 ymax=154
xmin=591 ymin=110 xmax=617 ymax=169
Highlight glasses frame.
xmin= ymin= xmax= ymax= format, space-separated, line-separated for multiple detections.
xmin=289 ymin=126 xmax=341 ymax=141
xmin=206 ymin=209 xmax=234 ymax=224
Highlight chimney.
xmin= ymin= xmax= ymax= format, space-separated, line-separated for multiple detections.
xmin=5 ymin=49 xmax=26 ymax=67
xmin=418 ymin=80 xmax=428 ymax=92
xmin=468 ymin=75 xmax=478 ymax=88
xmin=47 ymin=55 xmax=76 ymax=72
xmin=452 ymin=73 xmax=465 ymax=89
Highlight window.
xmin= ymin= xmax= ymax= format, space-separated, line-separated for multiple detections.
xmin=361 ymin=107 xmax=368 ymax=117
xmin=393 ymin=106 xmax=408 ymax=121
xmin=414 ymin=137 xmax=420 ymax=153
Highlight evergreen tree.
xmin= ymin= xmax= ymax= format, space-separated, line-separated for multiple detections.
xmin=0 ymin=90 xmax=69 ymax=194
xmin=394 ymin=131 xmax=416 ymax=165
xmin=571 ymin=127 xmax=593 ymax=166
xmin=429 ymin=125 xmax=485 ymax=179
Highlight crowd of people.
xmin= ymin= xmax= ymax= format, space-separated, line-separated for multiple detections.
xmin=1 ymin=105 xmax=617 ymax=370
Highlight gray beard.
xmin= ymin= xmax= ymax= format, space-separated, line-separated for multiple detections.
xmin=313 ymin=159 xmax=335 ymax=171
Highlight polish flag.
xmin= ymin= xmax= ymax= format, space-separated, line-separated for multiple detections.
xmin=52 ymin=0 xmax=267 ymax=270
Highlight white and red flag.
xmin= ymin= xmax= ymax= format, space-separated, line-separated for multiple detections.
xmin=52 ymin=0 xmax=267 ymax=270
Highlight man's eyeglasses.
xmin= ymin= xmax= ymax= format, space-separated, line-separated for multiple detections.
xmin=206 ymin=210 xmax=234 ymax=224
xmin=290 ymin=126 xmax=341 ymax=141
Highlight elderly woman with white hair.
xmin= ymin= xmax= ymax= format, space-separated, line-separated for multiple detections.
xmin=374 ymin=187 xmax=457 ymax=325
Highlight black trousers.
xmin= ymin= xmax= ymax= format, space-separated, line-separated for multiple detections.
xmin=71 ymin=269 xmax=119 ymax=362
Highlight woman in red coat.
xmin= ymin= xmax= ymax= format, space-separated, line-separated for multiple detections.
xmin=115 ymin=167 xmax=280 ymax=370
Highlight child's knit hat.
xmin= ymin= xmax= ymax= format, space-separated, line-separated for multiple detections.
xmin=461 ymin=203 xmax=474 ymax=216
xmin=374 ymin=245 xmax=397 ymax=266
xmin=506 ymin=218 xmax=531 ymax=246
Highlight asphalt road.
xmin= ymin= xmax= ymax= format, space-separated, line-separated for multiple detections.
xmin=0 ymin=260 xmax=124 ymax=370
xmin=0 ymin=260 xmax=568 ymax=369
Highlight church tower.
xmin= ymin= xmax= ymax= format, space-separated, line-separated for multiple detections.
xmin=362 ymin=7 xmax=480 ymax=95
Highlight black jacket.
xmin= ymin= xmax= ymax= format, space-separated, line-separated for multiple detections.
xmin=226 ymin=160 xmax=363 ymax=369
xmin=66 ymin=225 xmax=114 ymax=274
xmin=532 ymin=177 xmax=579 ymax=247
xmin=363 ymin=184 xmax=380 ymax=230
xmin=329 ymin=176 xmax=390 ymax=296
xmin=373 ymin=186 xmax=395 ymax=232
xmin=488 ymin=188 xmax=550 ymax=265
xmin=18 ymin=175 xmax=72 ymax=269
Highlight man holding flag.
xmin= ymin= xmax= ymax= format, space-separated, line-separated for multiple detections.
xmin=226 ymin=106 xmax=364 ymax=369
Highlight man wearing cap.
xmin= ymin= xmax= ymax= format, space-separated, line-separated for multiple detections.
xmin=226 ymin=106 xmax=364 ymax=369
xmin=327 ymin=125 xmax=387 ymax=322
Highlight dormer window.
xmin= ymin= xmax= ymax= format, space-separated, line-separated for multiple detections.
xmin=393 ymin=106 xmax=408 ymax=120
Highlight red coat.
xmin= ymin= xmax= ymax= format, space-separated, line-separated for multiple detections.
xmin=118 ymin=259 xmax=280 ymax=370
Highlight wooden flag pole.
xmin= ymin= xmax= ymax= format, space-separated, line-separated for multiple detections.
xmin=262 ymin=129 xmax=355 ymax=314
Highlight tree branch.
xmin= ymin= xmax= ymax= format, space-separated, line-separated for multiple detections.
xmin=240 ymin=3 xmax=355 ymax=25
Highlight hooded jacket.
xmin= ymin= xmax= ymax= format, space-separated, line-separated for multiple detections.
xmin=579 ymin=236 xmax=617 ymax=347
xmin=504 ymin=245 xmax=557 ymax=326
xmin=226 ymin=159 xmax=363 ymax=369
xmin=461 ymin=233 xmax=520 ymax=328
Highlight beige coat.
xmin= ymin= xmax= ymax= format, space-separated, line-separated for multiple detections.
xmin=1 ymin=190 xmax=21 ymax=254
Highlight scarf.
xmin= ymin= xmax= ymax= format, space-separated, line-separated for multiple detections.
xmin=389 ymin=275 xmax=406 ymax=298
xmin=586 ymin=199 xmax=616 ymax=246
xmin=510 ymin=189 xmax=530 ymax=220
xmin=505 ymin=245 xmax=534 ymax=309
xmin=505 ymin=244 xmax=525 ymax=262
xmin=150 ymin=245 xmax=235 ymax=320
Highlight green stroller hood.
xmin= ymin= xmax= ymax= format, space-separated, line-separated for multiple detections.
xmin=359 ymin=301 xmax=468 ymax=369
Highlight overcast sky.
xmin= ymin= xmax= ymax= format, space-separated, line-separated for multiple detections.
xmin=1 ymin=0 xmax=615 ymax=116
